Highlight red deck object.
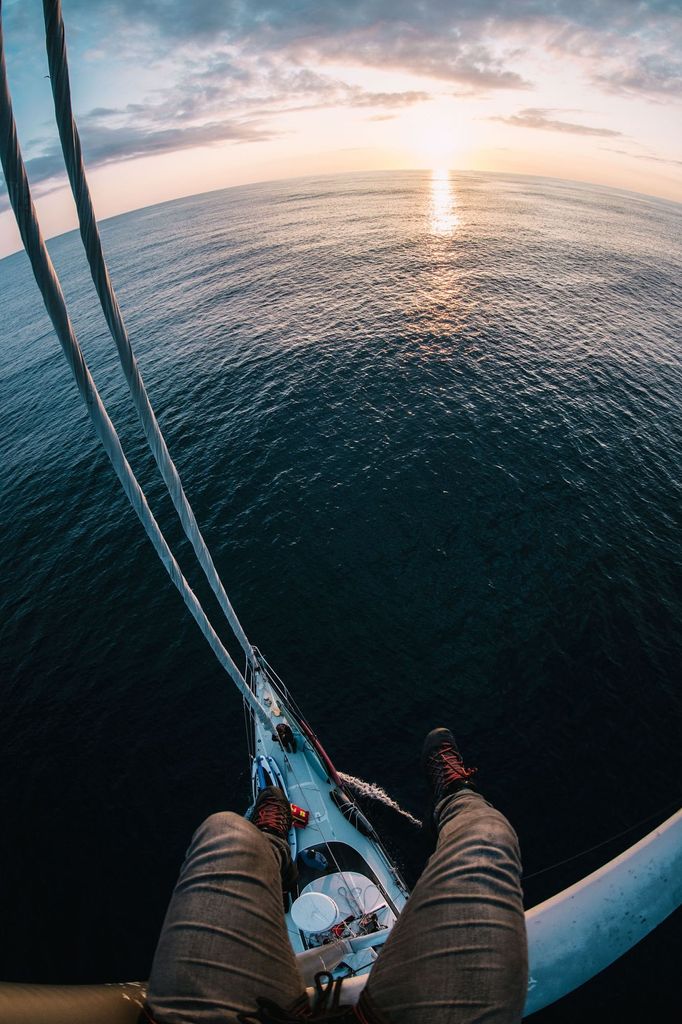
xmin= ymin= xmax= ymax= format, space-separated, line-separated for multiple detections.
xmin=290 ymin=803 xmax=309 ymax=829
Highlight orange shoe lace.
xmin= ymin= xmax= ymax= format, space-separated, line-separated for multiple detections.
xmin=427 ymin=744 xmax=477 ymax=792
xmin=253 ymin=797 xmax=290 ymax=837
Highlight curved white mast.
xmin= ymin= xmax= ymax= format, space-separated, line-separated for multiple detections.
xmin=329 ymin=808 xmax=682 ymax=1013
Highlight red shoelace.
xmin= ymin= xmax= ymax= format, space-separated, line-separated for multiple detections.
xmin=428 ymin=745 xmax=477 ymax=791
xmin=253 ymin=800 xmax=290 ymax=836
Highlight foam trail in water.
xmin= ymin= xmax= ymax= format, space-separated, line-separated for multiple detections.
xmin=339 ymin=771 xmax=423 ymax=828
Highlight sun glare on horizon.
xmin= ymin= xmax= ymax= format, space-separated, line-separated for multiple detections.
xmin=429 ymin=167 xmax=459 ymax=234
xmin=1 ymin=1 xmax=681 ymax=259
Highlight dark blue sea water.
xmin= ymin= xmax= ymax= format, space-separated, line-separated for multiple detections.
xmin=1 ymin=170 xmax=681 ymax=1017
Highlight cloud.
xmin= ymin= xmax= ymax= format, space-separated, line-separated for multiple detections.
xmin=344 ymin=89 xmax=431 ymax=109
xmin=490 ymin=107 xmax=623 ymax=137
xmin=545 ymin=18 xmax=682 ymax=101
xmin=595 ymin=53 xmax=682 ymax=100
xmin=7 ymin=2 xmax=682 ymax=116
xmin=602 ymin=147 xmax=682 ymax=167
xmin=2 ymin=0 xmax=680 ymax=213
xmin=58 ymin=0 xmax=682 ymax=101
xmin=0 ymin=56 xmax=431 ymax=205
xmin=62 ymin=0 xmax=535 ymax=93
xmin=0 ymin=115 xmax=276 ymax=203
xmin=0 ymin=171 xmax=61 ymax=214
xmin=41 ymin=117 xmax=273 ymax=174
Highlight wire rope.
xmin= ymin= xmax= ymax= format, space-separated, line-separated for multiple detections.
xmin=41 ymin=0 xmax=252 ymax=660
xmin=522 ymin=796 xmax=682 ymax=882
xmin=0 ymin=5 xmax=270 ymax=728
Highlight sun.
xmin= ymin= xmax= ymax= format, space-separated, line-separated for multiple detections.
xmin=417 ymin=128 xmax=452 ymax=168
xmin=409 ymin=118 xmax=465 ymax=171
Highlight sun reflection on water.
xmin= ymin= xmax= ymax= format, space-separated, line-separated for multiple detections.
xmin=430 ymin=168 xmax=459 ymax=234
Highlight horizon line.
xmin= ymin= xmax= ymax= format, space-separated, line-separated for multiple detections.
xmin=1 ymin=165 xmax=680 ymax=265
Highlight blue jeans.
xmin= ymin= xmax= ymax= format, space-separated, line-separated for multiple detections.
xmin=147 ymin=789 xmax=528 ymax=1023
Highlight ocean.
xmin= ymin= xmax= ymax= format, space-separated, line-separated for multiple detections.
xmin=1 ymin=170 xmax=681 ymax=1018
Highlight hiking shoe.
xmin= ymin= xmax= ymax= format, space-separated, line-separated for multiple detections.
xmin=422 ymin=727 xmax=477 ymax=806
xmin=251 ymin=786 xmax=298 ymax=891
xmin=252 ymin=786 xmax=293 ymax=840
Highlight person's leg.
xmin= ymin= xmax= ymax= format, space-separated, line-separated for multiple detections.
xmin=146 ymin=809 xmax=306 ymax=1024
xmin=363 ymin=755 xmax=527 ymax=1024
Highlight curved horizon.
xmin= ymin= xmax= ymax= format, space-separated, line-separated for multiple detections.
xmin=1 ymin=0 xmax=681 ymax=260
xmin=2 ymin=164 xmax=682 ymax=264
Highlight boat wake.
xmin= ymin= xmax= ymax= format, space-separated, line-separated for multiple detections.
xmin=339 ymin=772 xmax=423 ymax=828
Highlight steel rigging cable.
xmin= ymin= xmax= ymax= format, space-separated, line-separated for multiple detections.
xmin=41 ymin=0 xmax=253 ymax=662
xmin=0 ymin=1 xmax=270 ymax=727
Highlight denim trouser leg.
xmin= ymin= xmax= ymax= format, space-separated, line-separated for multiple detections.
xmin=364 ymin=789 xmax=528 ymax=1024
xmin=146 ymin=812 xmax=305 ymax=1024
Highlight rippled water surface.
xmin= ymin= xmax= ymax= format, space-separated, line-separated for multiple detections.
xmin=1 ymin=171 xmax=681 ymax=1016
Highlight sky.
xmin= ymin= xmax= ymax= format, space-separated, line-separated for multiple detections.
xmin=1 ymin=0 xmax=681 ymax=259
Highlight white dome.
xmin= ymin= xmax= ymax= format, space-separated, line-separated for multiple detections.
xmin=291 ymin=891 xmax=339 ymax=934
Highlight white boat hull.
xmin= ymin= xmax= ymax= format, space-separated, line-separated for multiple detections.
xmin=246 ymin=655 xmax=682 ymax=1009
xmin=248 ymin=663 xmax=409 ymax=979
